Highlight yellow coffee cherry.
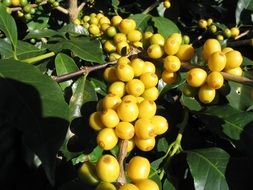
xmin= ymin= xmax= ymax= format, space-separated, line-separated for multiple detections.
xmin=103 ymin=40 xmax=116 ymax=53
xmin=122 ymin=95 xmax=137 ymax=103
xmin=225 ymin=50 xmax=243 ymax=70
xmin=140 ymin=72 xmax=158 ymax=89
xmin=111 ymin=15 xmax=123 ymax=27
xmin=101 ymin=23 xmax=110 ymax=32
xmin=186 ymin=68 xmax=207 ymax=87
xmin=116 ymin=63 xmax=134 ymax=82
xmin=114 ymin=33 xmax=127 ymax=44
xmin=78 ymin=162 xmax=99 ymax=185
xmin=198 ymin=84 xmax=216 ymax=104
xmin=97 ymin=128 xmax=118 ymax=150
xmin=207 ymin=18 xmax=213 ymax=26
xmin=11 ymin=0 xmax=20 ymax=6
xmin=207 ymin=71 xmax=224 ymax=89
xmin=149 ymin=33 xmax=165 ymax=46
xmin=108 ymin=81 xmax=126 ymax=98
xmin=202 ymin=38 xmax=221 ymax=60
xmin=130 ymin=58 xmax=145 ymax=77
xmin=162 ymin=70 xmax=177 ymax=84
xmin=103 ymin=67 xmax=118 ymax=83
xmin=138 ymin=100 xmax=157 ymax=119
xmin=163 ymin=55 xmax=181 ymax=72
xmin=116 ymin=41 xmax=130 ymax=54
xmin=134 ymin=118 xmax=156 ymax=139
xmin=96 ymin=13 xmax=104 ymax=20
xmin=151 ymin=115 xmax=169 ymax=135
xmin=134 ymin=136 xmax=156 ymax=152
xmin=118 ymin=18 xmax=136 ymax=34
xmin=143 ymin=61 xmax=156 ymax=73
xmin=164 ymin=33 xmax=182 ymax=55
xmin=117 ymin=100 xmax=139 ymax=122
xmin=198 ymin=19 xmax=207 ymax=29
xmin=96 ymin=182 xmax=117 ymax=190
xmin=230 ymin=27 xmax=240 ymax=38
xmin=100 ymin=109 xmax=120 ymax=128
xmin=115 ymin=121 xmax=135 ymax=140
xmin=119 ymin=183 xmax=139 ymax=190
xmin=89 ymin=111 xmax=105 ymax=131
xmin=135 ymin=179 xmax=159 ymax=190
xmin=216 ymin=34 xmax=224 ymax=41
xmin=136 ymin=96 xmax=145 ymax=104
xmin=221 ymin=47 xmax=233 ymax=54
xmin=117 ymin=56 xmax=131 ymax=65
xmin=176 ymin=44 xmax=195 ymax=61
xmin=207 ymin=51 xmax=226 ymax=72
xmin=106 ymin=26 xmax=117 ymax=38
xmin=83 ymin=15 xmax=90 ymax=23
xmin=133 ymin=41 xmax=143 ymax=48
xmin=142 ymin=87 xmax=159 ymax=101
xmin=102 ymin=93 xmax=122 ymax=110
xmin=143 ymin=31 xmax=153 ymax=40
xmin=88 ymin=24 xmax=101 ymax=36
xmin=127 ymin=138 xmax=135 ymax=152
xmin=126 ymin=79 xmax=145 ymax=97
xmin=90 ymin=17 xmax=99 ymax=25
xmin=223 ymin=28 xmax=231 ymax=38
xmin=127 ymin=156 xmax=150 ymax=181
xmin=224 ymin=67 xmax=243 ymax=76
xmin=147 ymin=44 xmax=164 ymax=59
xmin=96 ymin=154 xmax=120 ymax=182
xmin=127 ymin=29 xmax=143 ymax=42
xmin=163 ymin=0 xmax=171 ymax=9
xmin=99 ymin=16 xmax=111 ymax=25
xmin=109 ymin=52 xmax=121 ymax=61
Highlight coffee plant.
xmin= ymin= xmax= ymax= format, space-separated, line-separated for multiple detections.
xmin=0 ymin=0 xmax=253 ymax=189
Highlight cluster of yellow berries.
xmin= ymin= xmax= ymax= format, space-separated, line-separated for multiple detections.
xmin=89 ymin=55 xmax=169 ymax=152
xmin=144 ymin=32 xmax=194 ymax=84
xmin=79 ymin=13 xmax=144 ymax=61
xmin=79 ymin=154 xmax=159 ymax=189
xmin=198 ymin=18 xmax=240 ymax=40
xmin=185 ymin=38 xmax=243 ymax=104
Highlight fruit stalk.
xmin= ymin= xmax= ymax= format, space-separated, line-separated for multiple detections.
xmin=117 ymin=139 xmax=128 ymax=185
xmin=21 ymin=51 xmax=55 ymax=64
xmin=142 ymin=1 xmax=160 ymax=14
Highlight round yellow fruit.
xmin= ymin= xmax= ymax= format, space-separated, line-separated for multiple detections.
xmin=127 ymin=156 xmax=150 ymax=181
xmin=207 ymin=51 xmax=226 ymax=72
xmin=117 ymin=100 xmax=139 ymax=122
xmin=97 ymin=128 xmax=118 ymax=150
xmin=206 ymin=71 xmax=224 ymax=89
xmin=151 ymin=115 xmax=169 ymax=135
xmin=134 ymin=118 xmax=156 ymax=139
xmin=135 ymin=179 xmax=159 ymax=190
xmin=134 ymin=136 xmax=156 ymax=152
xmin=163 ymin=55 xmax=181 ymax=72
xmin=186 ymin=68 xmax=207 ymax=87
xmin=115 ymin=121 xmax=135 ymax=140
xmin=198 ymin=84 xmax=216 ymax=104
xmin=202 ymin=38 xmax=221 ymax=60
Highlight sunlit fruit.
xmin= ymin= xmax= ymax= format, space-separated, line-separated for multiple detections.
xmin=126 ymin=79 xmax=145 ymax=97
xmin=140 ymin=72 xmax=158 ymax=89
xmin=138 ymin=100 xmax=157 ymax=119
xmin=89 ymin=111 xmax=105 ymax=131
xmin=119 ymin=183 xmax=139 ymax=190
xmin=198 ymin=84 xmax=216 ymax=104
xmin=116 ymin=63 xmax=134 ymax=82
xmin=95 ymin=182 xmax=117 ymax=190
xmin=230 ymin=27 xmax=240 ymax=38
xmin=115 ymin=121 xmax=135 ymax=140
xmin=127 ymin=29 xmax=143 ymax=42
xmin=163 ymin=55 xmax=181 ymax=72
xmin=202 ymin=38 xmax=221 ymax=60
xmin=147 ymin=44 xmax=164 ymax=59
xmin=118 ymin=18 xmax=136 ymax=34
xmin=108 ymin=81 xmax=126 ymax=98
xmin=207 ymin=51 xmax=226 ymax=72
xmin=149 ymin=33 xmax=165 ymax=46
xmin=135 ymin=179 xmax=159 ymax=190
xmin=130 ymin=58 xmax=145 ymax=77
xmin=186 ymin=68 xmax=207 ymax=87
xmin=97 ymin=128 xmax=118 ymax=150
xmin=224 ymin=67 xmax=243 ymax=76
xmin=162 ymin=71 xmax=177 ymax=84
xmin=225 ymin=50 xmax=243 ymax=70
xmin=206 ymin=71 xmax=224 ymax=89
xmin=127 ymin=156 xmax=150 ymax=181
xmin=117 ymin=100 xmax=139 ymax=122
xmin=134 ymin=136 xmax=156 ymax=151
xmin=96 ymin=154 xmax=120 ymax=182
xmin=102 ymin=93 xmax=122 ymax=110
xmin=134 ymin=118 xmax=156 ymax=139
xmin=100 ymin=109 xmax=120 ymax=128
xmin=164 ymin=33 xmax=182 ymax=55
xmin=151 ymin=115 xmax=169 ymax=135
xmin=142 ymin=87 xmax=159 ymax=101
xmin=176 ymin=44 xmax=195 ymax=61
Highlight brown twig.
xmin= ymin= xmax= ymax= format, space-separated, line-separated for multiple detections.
xmin=227 ymin=38 xmax=252 ymax=47
xmin=117 ymin=140 xmax=128 ymax=186
xmin=235 ymin=29 xmax=250 ymax=40
xmin=142 ymin=0 xmax=160 ymax=14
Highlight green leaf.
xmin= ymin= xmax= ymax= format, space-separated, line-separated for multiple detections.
xmin=88 ymin=146 xmax=103 ymax=163
xmin=157 ymin=137 xmax=169 ymax=153
xmin=69 ymin=77 xmax=98 ymax=121
xmin=0 ymin=5 xmax=17 ymax=53
xmin=24 ymin=29 xmax=60 ymax=40
xmin=151 ymin=157 xmax=164 ymax=170
xmin=235 ymin=0 xmax=253 ymax=24
xmin=163 ymin=179 xmax=176 ymax=190
xmin=180 ymin=94 xmax=202 ymax=111
xmin=0 ymin=60 xmax=69 ymax=184
xmin=58 ymin=23 xmax=89 ymax=36
xmin=152 ymin=16 xmax=179 ymax=38
xmin=55 ymin=53 xmax=79 ymax=90
xmin=129 ymin=14 xmax=152 ymax=32
xmin=27 ymin=16 xmax=49 ymax=30
xmin=200 ymin=105 xmax=253 ymax=140
xmin=187 ymin=148 xmax=230 ymax=190
xmin=90 ymin=77 xmax=107 ymax=96
xmin=71 ymin=153 xmax=89 ymax=165
xmin=227 ymin=79 xmax=253 ymax=111
xmin=0 ymin=39 xmax=46 ymax=59
xmin=62 ymin=38 xmax=105 ymax=64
